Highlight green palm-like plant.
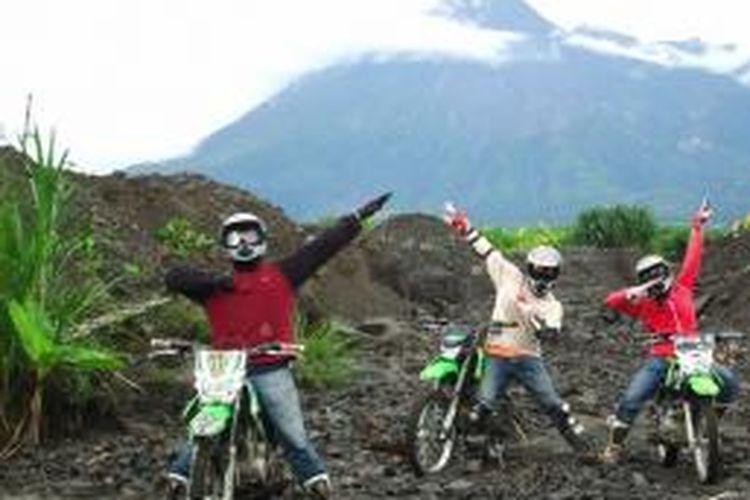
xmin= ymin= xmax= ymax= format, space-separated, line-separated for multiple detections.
xmin=0 ymin=122 xmax=122 ymax=451
xmin=7 ymin=299 xmax=121 ymax=444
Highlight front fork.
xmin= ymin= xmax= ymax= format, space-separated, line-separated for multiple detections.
xmin=440 ymin=353 xmax=478 ymax=439
xmin=682 ymin=401 xmax=697 ymax=450
xmin=223 ymin=397 xmax=242 ymax=499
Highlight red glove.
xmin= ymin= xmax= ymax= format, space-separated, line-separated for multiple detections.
xmin=443 ymin=202 xmax=472 ymax=236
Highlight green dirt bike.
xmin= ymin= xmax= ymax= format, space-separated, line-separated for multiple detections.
xmin=648 ymin=331 xmax=743 ymax=484
xmin=406 ymin=323 xmax=525 ymax=476
xmin=150 ymin=338 xmax=303 ymax=500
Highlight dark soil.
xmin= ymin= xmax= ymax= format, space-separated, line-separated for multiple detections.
xmin=0 ymin=164 xmax=748 ymax=499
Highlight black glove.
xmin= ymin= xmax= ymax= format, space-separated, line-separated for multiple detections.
xmin=355 ymin=192 xmax=392 ymax=221
xmin=535 ymin=327 xmax=560 ymax=343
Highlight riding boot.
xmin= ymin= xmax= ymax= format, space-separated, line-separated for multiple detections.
xmin=560 ymin=425 xmax=589 ymax=454
xmin=468 ymin=401 xmax=492 ymax=432
xmin=556 ymin=403 xmax=590 ymax=454
xmin=304 ymin=473 xmax=332 ymax=499
xmin=599 ymin=416 xmax=630 ymax=464
xmin=160 ymin=472 xmax=187 ymax=500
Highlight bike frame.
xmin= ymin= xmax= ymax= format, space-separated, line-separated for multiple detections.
xmin=419 ymin=325 xmax=488 ymax=439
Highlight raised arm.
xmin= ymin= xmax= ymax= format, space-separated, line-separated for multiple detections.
xmin=278 ymin=193 xmax=391 ymax=289
xmin=443 ymin=202 xmax=518 ymax=286
xmin=676 ymin=200 xmax=711 ymax=289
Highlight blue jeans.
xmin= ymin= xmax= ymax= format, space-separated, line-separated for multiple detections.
xmin=479 ymin=355 xmax=570 ymax=430
xmin=615 ymin=357 xmax=740 ymax=424
xmin=169 ymin=364 xmax=326 ymax=483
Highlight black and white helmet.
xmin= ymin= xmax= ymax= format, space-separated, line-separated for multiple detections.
xmin=220 ymin=212 xmax=267 ymax=263
xmin=635 ymin=254 xmax=672 ymax=297
xmin=526 ymin=245 xmax=562 ymax=297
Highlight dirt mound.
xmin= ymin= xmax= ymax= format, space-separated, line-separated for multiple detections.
xmin=361 ymin=213 xmax=493 ymax=321
xmin=701 ymin=231 xmax=750 ymax=332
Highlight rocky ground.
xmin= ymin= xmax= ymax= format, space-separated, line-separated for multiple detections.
xmin=0 ymin=159 xmax=748 ymax=499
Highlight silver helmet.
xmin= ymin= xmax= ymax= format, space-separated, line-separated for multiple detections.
xmin=526 ymin=245 xmax=562 ymax=297
xmin=635 ymin=254 xmax=672 ymax=298
xmin=220 ymin=212 xmax=267 ymax=263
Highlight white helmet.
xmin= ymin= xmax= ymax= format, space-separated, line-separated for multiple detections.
xmin=635 ymin=254 xmax=672 ymax=298
xmin=526 ymin=246 xmax=562 ymax=297
xmin=220 ymin=212 xmax=267 ymax=263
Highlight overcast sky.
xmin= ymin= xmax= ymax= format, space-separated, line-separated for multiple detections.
xmin=1 ymin=0 xmax=749 ymax=172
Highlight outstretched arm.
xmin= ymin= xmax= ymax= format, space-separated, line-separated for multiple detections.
xmin=165 ymin=265 xmax=232 ymax=303
xmin=605 ymin=288 xmax=644 ymax=318
xmin=677 ymin=200 xmax=711 ymax=289
xmin=279 ymin=193 xmax=391 ymax=289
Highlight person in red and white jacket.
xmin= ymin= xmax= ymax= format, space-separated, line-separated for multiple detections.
xmin=443 ymin=203 xmax=590 ymax=455
xmin=599 ymin=200 xmax=740 ymax=463
xmin=164 ymin=193 xmax=390 ymax=498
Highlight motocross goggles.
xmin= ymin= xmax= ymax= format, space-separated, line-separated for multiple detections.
xmin=637 ymin=263 xmax=670 ymax=285
xmin=222 ymin=222 xmax=266 ymax=249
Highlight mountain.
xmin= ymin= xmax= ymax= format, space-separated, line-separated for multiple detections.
xmin=131 ymin=0 xmax=750 ymax=225
xmin=434 ymin=0 xmax=555 ymax=34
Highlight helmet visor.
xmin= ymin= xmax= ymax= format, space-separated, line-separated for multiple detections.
xmin=528 ymin=265 xmax=560 ymax=283
xmin=637 ymin=264 xmax=668 ymax=284
xmin=224 ymin=228 xmax=263 ymax=248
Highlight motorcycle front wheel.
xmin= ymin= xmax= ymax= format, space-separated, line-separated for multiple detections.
xmin=407 ymin=389 xmax=458 ymax=476
xmin=189 ymin=438 xmax=229 ymax=500
xmin=687 ymin=399 xmax=720 ymax=484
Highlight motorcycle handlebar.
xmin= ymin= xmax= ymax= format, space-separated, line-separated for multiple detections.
xmin=246 ymin=341 xmax=305 ymax=357
xmin=147 ymin=338 xmax=305 ymax=358
xmin=627 ymin=331 xmax=745 ymax=345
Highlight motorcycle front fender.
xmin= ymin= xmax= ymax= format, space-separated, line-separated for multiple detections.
xmin=687 ymin=375 xmax=720 ymax=397
xmin=420 ymin=357 xmax=459 ymax=382
xmin=189 ymin=403 xmax=234 ymax=437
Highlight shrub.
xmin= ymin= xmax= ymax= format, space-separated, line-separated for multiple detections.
xmin=156 ymin=217 xmax=213 ymax=258
xmin=571 ymin=205 xmax=657 ymax=250
xmin=294 ymin=314 xmax=355 ymax=389
xmin=651 ymin=226 xmax=690 ymax=260
xmin=482 ymin=225 xmax=571 ymax=252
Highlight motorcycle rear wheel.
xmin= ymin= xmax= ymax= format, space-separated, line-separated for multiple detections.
xmin=407 ymin=389 xmax=457 ymax=476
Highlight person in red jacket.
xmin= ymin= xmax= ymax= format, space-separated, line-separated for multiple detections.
xmin=599 ymin=200 xmax=739 ymax=463
xmin=164 ymin=193 xmax=391 ymax=498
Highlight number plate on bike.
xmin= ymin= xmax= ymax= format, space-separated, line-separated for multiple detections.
xmin=194 ymin=349 xmax=247 ymax=403
xmin=675 ymin=337 xmax=714 ymax=377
